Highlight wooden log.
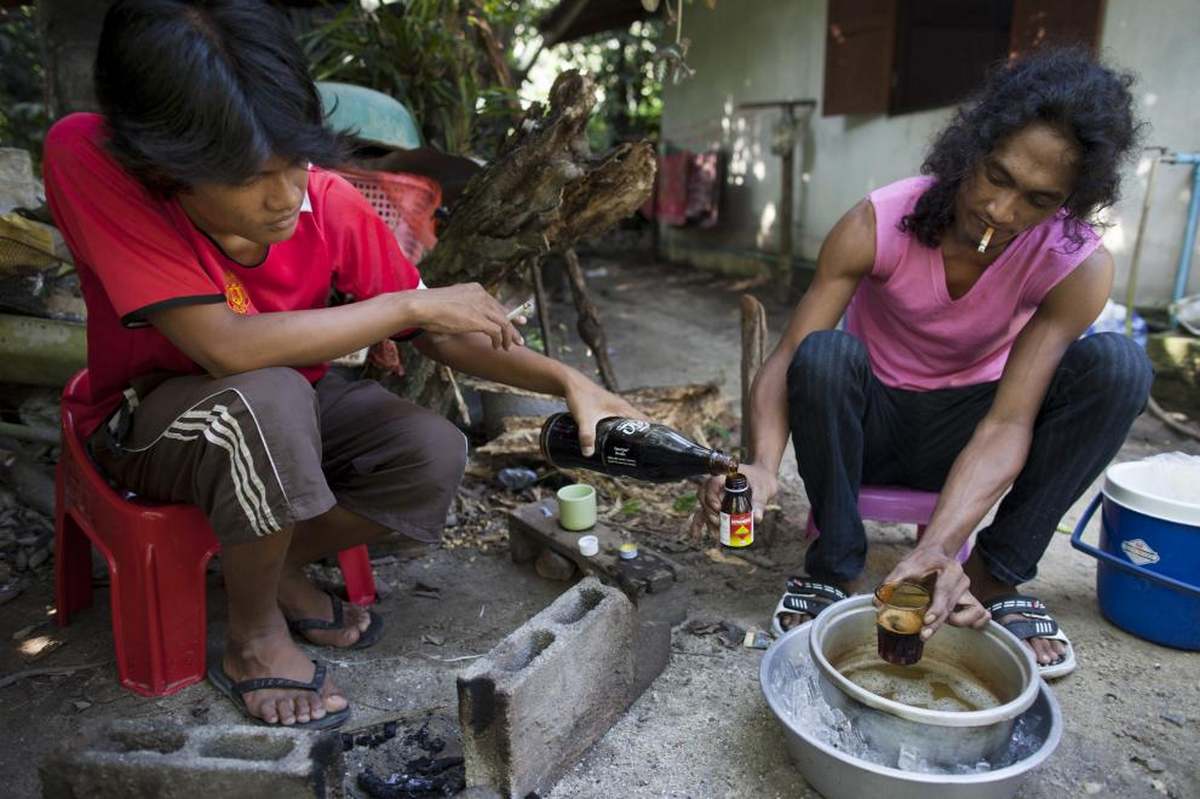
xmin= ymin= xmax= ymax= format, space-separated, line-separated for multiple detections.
xmin=739 ymin=295 xmax=768 ymax=448
xmin=417 ymin=71 xmax=655 ymax=290
xmin=0 ymin=313 xmax=86 ymax=387
xmin=563 ymin=248 xmax=619 ymax=391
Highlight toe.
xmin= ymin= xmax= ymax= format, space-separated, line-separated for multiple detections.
xmin=323 ymin=689 xmax=349 ymax=714
xmin=277 ymin=698 xmax=297 ymax=726
xmin=308 ymin=693 xmax=326 ymax=720
xmin=256 ymin=696 xmax=279 ymax=725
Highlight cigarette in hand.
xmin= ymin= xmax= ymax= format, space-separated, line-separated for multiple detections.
xmin=977 ymin=226 xmax=994 ymax=253
xmin=507 ymin=296 xmax=535 ymax=321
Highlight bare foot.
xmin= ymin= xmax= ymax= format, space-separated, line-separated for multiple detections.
xmin=223 ymin=629 xmax=347 ymax=725
xmin=277 ymin=569 xmax=372 ymax=648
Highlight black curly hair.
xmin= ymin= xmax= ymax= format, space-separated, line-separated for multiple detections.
xmin=900 ymin=47 xmax=1142 ymax=252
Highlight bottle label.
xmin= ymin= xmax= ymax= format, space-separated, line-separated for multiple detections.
xmin=720 ymin=511 xmax=754 ymax=548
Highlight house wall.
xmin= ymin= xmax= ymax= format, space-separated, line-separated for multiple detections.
xmin=659 ymin=0 xmax=1200 ymax=307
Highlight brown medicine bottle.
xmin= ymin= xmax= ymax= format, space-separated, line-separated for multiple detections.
xmin=720 ymin=472 xmax=754 ymax=548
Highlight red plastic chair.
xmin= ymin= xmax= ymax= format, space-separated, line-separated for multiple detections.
xmin=54 ymin=370 xmax=377 ymax=697
xmin=804 ymin=485 xmax=972 ymax=563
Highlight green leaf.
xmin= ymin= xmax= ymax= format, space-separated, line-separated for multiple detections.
xmin=673 ymin=494 xmax=698 ymax=514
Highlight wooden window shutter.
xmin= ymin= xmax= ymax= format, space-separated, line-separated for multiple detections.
xmin=823 ymin=0 xmax=898 ymax=116
xmin=1009 ymin=0 xmax=1105 ymax=56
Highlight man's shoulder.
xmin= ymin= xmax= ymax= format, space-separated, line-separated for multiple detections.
xmin=868 ymin=175 xmax=934 ymax=209
xmin=45 ymin=113 xmax=106 ymax=159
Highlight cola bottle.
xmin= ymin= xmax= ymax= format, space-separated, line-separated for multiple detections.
xmin=540 ymin=413 xmax=737 ymax=483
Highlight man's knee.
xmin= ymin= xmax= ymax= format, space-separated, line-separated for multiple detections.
xmin=787 ymin=329 xmax=868 ymax=402
xmin=410 ymin=414 xmax=469 ymax=489
xmin=1062 ymin=333 xmax=1153 ymax=416
xmin=227 ymin=367 xmax=318 ymax=424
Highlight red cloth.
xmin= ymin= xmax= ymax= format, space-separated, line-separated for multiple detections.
xmin=643 ymin=149 xmax=721 ymax=227
xmin=656 ymin=151 xmax=690 ymax=226
xmin=43 ymin=113 xmax=423 ymax=437
xmin=685 ymin=151 xmax=721 ymax=228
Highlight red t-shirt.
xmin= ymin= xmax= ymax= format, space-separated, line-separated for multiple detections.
xmin=43 ymin=113 xmax=422 ymax=437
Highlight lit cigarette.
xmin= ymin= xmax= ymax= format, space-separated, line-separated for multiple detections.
xmin=507 ymin=296 xmax=535 ymax=321
xmin=977 ymin=226 xmax=994 ymax=253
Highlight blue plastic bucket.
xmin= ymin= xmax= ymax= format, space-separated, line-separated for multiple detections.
xmin=1071 ymin=460 xmax=1200 ymax=650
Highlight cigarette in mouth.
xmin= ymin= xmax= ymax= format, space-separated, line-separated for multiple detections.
xmin=507 ymin=296 xmax=535 ymax=321
xmin=977 ymin=226 xmax=994 ymax=253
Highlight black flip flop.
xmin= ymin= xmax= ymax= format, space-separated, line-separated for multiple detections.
xmin=984 ymin=594 xmax=1076 ymax=679
xmin=207 ymin=658 xmax=351 ymax=730
xmin=771 ymin=578 xmax=849 ymax=636
xmin=286 ymin=589 xmax=384 ymax=650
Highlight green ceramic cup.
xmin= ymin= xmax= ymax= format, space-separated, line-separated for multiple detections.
xmin=556 ymin=483 xmax=597 ymax=531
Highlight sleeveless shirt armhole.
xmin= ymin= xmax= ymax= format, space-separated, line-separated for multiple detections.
xmin=1027 ymin=218 xmax=1103 ymax=299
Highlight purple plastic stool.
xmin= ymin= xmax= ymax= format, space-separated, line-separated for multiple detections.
xmin=804 ymin=485 xmax=972 ymax=563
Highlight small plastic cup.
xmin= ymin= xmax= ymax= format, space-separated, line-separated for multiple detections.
xmin=875 ymin=581 xmax=932 ymax=666
xmin=556 ymin=483 xmax=597 ymax=531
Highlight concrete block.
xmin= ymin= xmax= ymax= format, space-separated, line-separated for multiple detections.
xmin=40 ymin=720 xmax=344 ymax=799
xmin=457 ymin=577 xmax=636 ymax=799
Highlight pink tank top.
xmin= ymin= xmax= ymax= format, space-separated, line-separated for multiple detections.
xmin=845 ymin=176 xmax=1099 ymax=390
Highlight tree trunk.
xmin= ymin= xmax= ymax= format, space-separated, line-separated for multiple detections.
xmin=739 ymin=295 xmax=767 ymax=448
xmin=563 ymin=248 xmax=618 ymax=391
xmin=417 ymin=71 xmax=655 ymax=288
xmin=395 ymin=71 xmax=654 ymax=413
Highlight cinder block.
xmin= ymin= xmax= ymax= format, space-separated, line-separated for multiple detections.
xmin=457 ymin=577 xmax=636 ymax=799
xmin=40 ymin=720 xmax=344 ymax=798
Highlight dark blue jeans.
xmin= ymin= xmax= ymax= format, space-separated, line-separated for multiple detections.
xmin=786 ymin=330 xmax=1153 ymax=586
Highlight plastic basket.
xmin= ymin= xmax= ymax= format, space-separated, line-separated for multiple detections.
xmin=337 ymin=168 xmax=441 ymax=264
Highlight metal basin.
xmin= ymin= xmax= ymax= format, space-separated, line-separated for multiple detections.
xmin=761 ymin=620 xmax=1062 ymax=799
xmin=808 ymin=595 xmax=1039 ymax=768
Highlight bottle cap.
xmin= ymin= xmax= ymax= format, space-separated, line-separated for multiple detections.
xmin=578 ymin=535 xmax=599 ymax=557
xmin=619 ymin=542 xmax=639 ymax=559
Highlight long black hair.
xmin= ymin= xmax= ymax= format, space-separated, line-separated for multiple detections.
xmin=94 ymin=0 xmax=347 ymax=194
xmin=901 ymin=47 xmax=1141 ymax=251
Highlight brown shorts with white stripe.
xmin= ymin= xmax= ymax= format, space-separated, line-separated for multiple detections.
xmin=91 ymin=367 xmax=468 ymax=547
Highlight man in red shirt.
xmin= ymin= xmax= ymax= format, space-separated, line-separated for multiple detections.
xmin=44 ymin=0 xmax=639 ymax=729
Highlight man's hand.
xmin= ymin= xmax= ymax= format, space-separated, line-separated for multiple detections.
xmin=562 ymin=375 xmax=647 ymax=456
xmin=691 ymin=461 xmax=778 ymax=540
xmin=408 ymin=283 xmax=525 ymax=350
xmin=882 ymin=547 xmax=990 ymax=640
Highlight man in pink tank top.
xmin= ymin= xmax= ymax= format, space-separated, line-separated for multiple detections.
xmin=699 ymin=48 xmax=1151 ymax=678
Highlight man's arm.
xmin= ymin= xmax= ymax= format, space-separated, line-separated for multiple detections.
xmin=147 ymin=283 xmax=523 ymax=378
xmin=887 ymin=245 xmax=1115 ymax=632
xmin=698 ymin=199 xmax=876 ymax=524
xmin=415 ymin=331 xmax=645 ymax=455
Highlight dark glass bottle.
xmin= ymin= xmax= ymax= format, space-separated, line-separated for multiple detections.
xmin=540 ymin=413 xmax=737 ymax=483
xmin=720 ymin=472 xmax=754 ymax=548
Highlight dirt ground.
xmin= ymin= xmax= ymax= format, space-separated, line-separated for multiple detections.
xmin=1 ymin=255 xmax=1198 ymax=799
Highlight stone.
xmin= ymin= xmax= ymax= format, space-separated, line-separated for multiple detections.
xmin=39 ymin=720 xmax=344 ymax=798
xmin=29 ymin=546 xmax=50 ymax=570
xmin=0 ymin=147 xmax=43 ymax=214
xmin=533 ymin=548 xmax=576 ymax=582
xmin=457 ymin=577 xmax=636 ymax=799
